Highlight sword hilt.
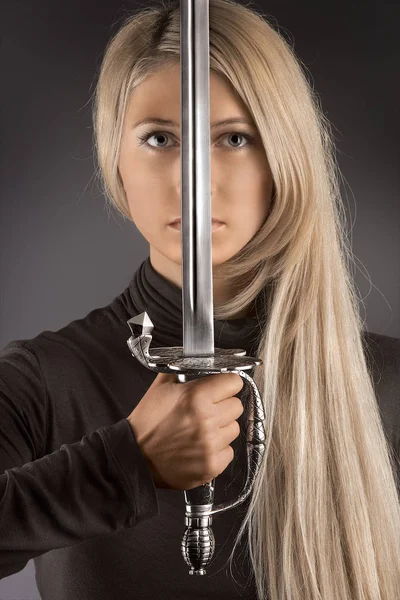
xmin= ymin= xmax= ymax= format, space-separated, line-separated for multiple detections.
xmin=126 ymin=311 xmax=266 ymax=575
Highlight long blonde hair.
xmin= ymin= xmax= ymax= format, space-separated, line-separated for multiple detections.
xmin=92 ymin=1 xmax=400 ymax=597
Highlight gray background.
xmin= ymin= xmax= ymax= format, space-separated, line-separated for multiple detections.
xmin=0 ymin=0 xmax=399 ymax=598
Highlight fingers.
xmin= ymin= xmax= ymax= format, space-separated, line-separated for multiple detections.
xmin=186 ymin=372 xmax=244 ymax=402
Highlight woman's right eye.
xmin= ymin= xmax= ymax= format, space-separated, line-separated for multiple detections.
xmin=137 ymin=131 xmax=176 ymax=153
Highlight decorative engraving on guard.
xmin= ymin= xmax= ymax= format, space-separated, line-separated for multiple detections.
xmin=127 ymin=311 xmax=266 ymax=575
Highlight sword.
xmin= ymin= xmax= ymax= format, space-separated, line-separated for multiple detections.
xmin=126 ymin=0 xmax=266 ymax=576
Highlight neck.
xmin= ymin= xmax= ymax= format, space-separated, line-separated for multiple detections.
xmin=149 ymin=247 xmax=254 ymax=320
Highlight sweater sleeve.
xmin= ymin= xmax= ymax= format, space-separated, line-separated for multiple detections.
xmin=0 ymin=341 xmax=159 ymax=580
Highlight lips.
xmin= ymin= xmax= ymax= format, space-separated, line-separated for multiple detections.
xmin=168 ymin=219 xmax=225 ymax=231
xmin=169 ymin=217 xmax=224 ymax=225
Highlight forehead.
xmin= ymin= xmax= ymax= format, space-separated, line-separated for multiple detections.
xmin=125 ymin=63 xmax=252 ymax=123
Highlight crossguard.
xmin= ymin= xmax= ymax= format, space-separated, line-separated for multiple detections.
xmin=126 ymin=312 xmax=266 ymax=575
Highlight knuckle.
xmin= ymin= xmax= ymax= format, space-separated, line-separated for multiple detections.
xmin=193 ymin=385 xmax=209 ymax=405
xmin=180 ymin=390 xmax=195 ymax=416
xmin=204 ymin=456 xmax=217 ymax=480
xmin=185 ymin=393 xmax=208 ymax=420
xmin=222 ymin=446 xmax=234 ymax=472
xmin=232 ymin=373 xmax=244 ymax=392
xmin=198 ymin=409 xmax=215 ymax=432
xmin=233 ymin=420 xmax=240 ymax=439
xmin=235 ymin=397 xmax=244 ymax=417
xmin=193 ymin=393 xmax=211 ymax=416
xmin=200 ymin=430 xmax=216 ymax=454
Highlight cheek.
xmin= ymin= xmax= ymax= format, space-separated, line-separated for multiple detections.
xmin=120 ymin=162 xmax=162 ymax=222
xmin=121 ymin=161 xmax=154 ymax=195
xmin=224 ymin=152 xmax=271 ymax=196
xmin=126 ymin=198 xmax=145 ymax=224
xmin=229 ymin=177 xmax=271 ymax=225
xmin=126 ymin=196 xmax=164 ymax=239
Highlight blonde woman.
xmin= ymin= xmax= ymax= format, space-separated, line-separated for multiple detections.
xmin=1 ymin=0 xmax=399 ymax=599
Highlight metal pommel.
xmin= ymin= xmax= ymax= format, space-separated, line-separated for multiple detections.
xmin=126 ymin=312 xmax=266 ymax=575
xmin=182 ymin=512 xmax=215 ymax=575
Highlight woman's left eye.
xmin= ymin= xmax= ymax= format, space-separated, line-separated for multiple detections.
xmin=137 ymin=130 xmax=255 ymax=152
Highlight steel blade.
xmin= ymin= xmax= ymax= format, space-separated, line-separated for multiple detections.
xmin=180 ymin=0 xmax=214 ymax=356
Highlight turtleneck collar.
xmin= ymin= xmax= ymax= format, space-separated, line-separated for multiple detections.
xmin=128 ymin=256 xmax=264 ymax=356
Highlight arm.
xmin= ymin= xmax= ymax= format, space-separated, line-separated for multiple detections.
xmin=0 ymin=341 xmax=159 ymax=579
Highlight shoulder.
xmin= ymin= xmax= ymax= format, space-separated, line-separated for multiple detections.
xmin=0 ymin=300 xmax=133 ymax=400
xmin=0 ymin=338 xmax=43 ymax=383
xmin=2 ymin=299 xmax=128 ymax=363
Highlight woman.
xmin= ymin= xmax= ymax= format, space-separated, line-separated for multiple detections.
xmin=0 ymin=0 xmax=399 ymax=598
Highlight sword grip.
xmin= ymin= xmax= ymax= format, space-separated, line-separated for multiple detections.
xmin=176 ymin=373 xmax=215 ymax=575
xmin=178 ymin=370 xmax=265 ymax=575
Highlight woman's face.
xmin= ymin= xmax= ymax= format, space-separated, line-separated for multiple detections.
xmin=118 ymin=63 xmax=273 ymax=269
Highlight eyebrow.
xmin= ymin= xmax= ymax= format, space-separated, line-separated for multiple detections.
xmin=132 ymin=117 xmax=256 ymax=130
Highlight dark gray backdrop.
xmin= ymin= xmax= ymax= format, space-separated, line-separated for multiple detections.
xmin=0 ymin=0 xmax=399 ymax=598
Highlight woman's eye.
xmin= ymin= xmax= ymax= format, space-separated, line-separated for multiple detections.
xmin=140 ymin=132 xmax=174 ymax=150
xmin=137 ymin=130 xmax=255 ymax=152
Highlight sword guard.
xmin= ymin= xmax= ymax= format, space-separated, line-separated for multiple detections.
xmin=127 ymin=312 xmax=259 ymax=374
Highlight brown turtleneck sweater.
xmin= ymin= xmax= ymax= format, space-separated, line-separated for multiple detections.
xmin=0 ymin=257 xmax=399 ymax=599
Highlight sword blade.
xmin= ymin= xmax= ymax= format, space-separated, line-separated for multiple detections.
xmin=180 ymin=0 xmax=214 ymax=356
